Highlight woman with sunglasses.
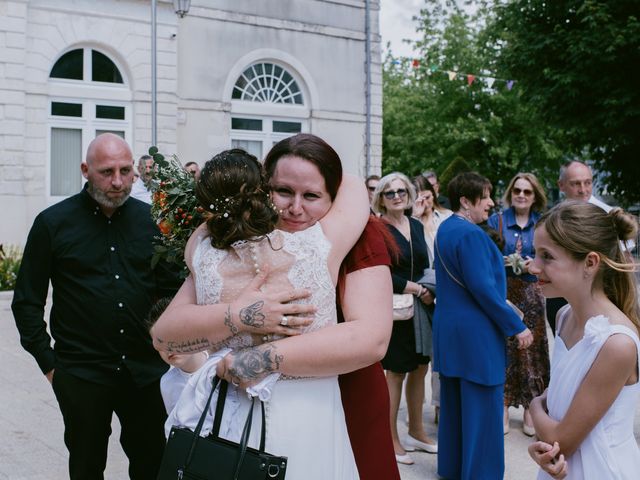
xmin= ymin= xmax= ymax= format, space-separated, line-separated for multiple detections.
xmin=372 ymin=172 xmax=437 ymax=465
xmin=488 ymin=172 xmax=551 ymax=436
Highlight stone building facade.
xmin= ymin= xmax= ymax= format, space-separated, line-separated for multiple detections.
xmin=0 ymin=0 xmax=382 ymax=244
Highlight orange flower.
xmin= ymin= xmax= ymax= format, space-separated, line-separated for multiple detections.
xmin=158 ymin=220 xmax=172 ymax=236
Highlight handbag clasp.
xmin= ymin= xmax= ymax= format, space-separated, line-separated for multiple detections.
xmin=267 ymin=464 xmax=280 ymax=478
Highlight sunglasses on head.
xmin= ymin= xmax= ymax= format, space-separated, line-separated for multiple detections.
xmin=513 ymin=187 xmax=533 ymax=196
xmin=383 ymin=189 xmax=408 ymax=200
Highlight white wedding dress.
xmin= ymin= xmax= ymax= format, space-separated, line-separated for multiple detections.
xmin=169 ymin=223 xmax=359 ymax=480
xmin=538 ymin=307 xmax=640 ymax=480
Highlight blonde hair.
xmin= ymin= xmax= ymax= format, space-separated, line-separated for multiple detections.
xmin=372 ymin=172 xmax=417 ymax=215
xmin=502 ymin=172 xmax=547 ymax=212
xmin=537 ymin=201 xmax=639 ymax=328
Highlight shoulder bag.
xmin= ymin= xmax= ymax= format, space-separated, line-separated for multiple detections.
xmin=158 ymin=376 xmax=287 ymax=480
xmin=393 ymin=221 xmax=415 ymax=321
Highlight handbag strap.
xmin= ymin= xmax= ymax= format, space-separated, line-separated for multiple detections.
xmin=211 ymin=377 xmax=229 ymax=436
xmin=183 ymin=376 xmax=269 ymax=476
xmin=435 ymin=237 xmax=465 ymax=290
xmin=184 ymin=375 xmax=222 ymax=469
xmin=233 ymin=396 xmax=256 ymax=480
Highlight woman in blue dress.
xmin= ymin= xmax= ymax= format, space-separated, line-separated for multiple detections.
xmin=433 ymin=172 xmax=533 ymax=479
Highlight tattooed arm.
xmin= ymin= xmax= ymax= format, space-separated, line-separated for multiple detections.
xmin=217 ymin=263 xmax=393 ymax=387
xmin=151 ymin=271 xmax=315 ymax=353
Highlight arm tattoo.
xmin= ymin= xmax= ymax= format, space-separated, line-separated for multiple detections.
xmin=224 ymin=304 xmax=239 ymax=335
xmin=161 ymin=337 xmax=211 ymax=354
xmin=228 ymin=345 xmax=283 ymax=382
xmin=239 ymin=301 xmax=266 ymax=328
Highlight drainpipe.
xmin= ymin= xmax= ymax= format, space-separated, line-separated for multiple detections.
xmin=364 ymin=0 xmax=372 ymax=175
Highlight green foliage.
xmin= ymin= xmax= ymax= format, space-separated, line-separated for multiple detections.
xmin=440 ymin=156 xmax=471 ymax=194
xmin=0 ymin=244 xmax=22 ymax=291
xmin=486 ymin=0 xmax=640 ymax=204
xmin=148 ymin=147 xmax=206 ymax=278
xmin=383 ymin=1 xmax=572 ymax=196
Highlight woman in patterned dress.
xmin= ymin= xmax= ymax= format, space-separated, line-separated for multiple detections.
xmin=488 ymin=173 xmax=550 ymax=436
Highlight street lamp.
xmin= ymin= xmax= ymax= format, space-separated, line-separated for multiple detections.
xmin=173 ymin=0 xmax=191 ymax=18
xmin=151 ymin=0 xmax=191 ymax=146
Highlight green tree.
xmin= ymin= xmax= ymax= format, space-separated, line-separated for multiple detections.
xmin=383 ymin=1 xmax=569 ymax=195
xmin=486 ymin=0 xmax=640 ymax=204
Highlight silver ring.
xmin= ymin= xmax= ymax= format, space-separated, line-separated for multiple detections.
xmin=232 ymin=380 xmax=239 ymax=387
xmin=262 ymin=334 xmax=270 ymax=342
xmin=280 ymin=315 xmax=289 ymax=326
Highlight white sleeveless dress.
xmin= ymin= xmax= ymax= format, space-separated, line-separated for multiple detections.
xmin=538 ymin=308 xmax=640 ymax=480
xmin=175 ymin=223 xmax=359 ymax=480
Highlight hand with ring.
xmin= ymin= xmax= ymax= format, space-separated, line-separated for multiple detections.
xmin=229 ymin=267 xmax=316 ymax=337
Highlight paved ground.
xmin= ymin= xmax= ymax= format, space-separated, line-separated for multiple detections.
xmin=1 ymin=290 xmax=638 ymax=479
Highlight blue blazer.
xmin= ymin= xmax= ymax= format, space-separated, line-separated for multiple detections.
xmin=432 ymin=215 xmax=526 ymax=386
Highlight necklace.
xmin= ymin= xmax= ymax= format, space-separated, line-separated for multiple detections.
xmin=454 ymin=212 xmax=472 ymax=223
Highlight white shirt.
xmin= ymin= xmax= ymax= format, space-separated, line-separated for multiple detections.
xmin=130 ymin=179 xmax=152 ymax=204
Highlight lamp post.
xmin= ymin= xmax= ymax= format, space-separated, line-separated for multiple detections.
xmin=151 ymin=0 xmax=191 ymax=146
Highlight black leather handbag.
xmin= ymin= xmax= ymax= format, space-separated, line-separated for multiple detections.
xmin=157 ymin=376 xmax=288 ymax=480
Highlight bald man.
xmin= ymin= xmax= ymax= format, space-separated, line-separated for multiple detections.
xmin=12 ymin=133 xmax=181 ymax=479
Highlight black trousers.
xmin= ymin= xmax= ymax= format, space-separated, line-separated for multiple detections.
xmin=52 ymin=368 xmax=167 ymax=480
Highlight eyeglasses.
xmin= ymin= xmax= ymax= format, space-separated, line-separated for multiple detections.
xmin=512 ymin=188 xmax=534 ymax=196
xmin=383 ymin=189 xmax=408 ymax=200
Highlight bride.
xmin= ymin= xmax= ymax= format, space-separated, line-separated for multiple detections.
xmin=155 ymin=145 xmax=369 ymax=479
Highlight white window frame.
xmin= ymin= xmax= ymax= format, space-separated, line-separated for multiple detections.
xmin=47 ymin=47 xmax=131 ymax=204
xmin=230 ymin=115 xmax=308 ymax=161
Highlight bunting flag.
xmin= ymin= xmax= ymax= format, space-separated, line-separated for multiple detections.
xmin=394 ymin=57 xmax=517 ymax=91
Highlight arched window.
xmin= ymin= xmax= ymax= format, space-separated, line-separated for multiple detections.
xmin=232 ymin=62 xmax=303 ymax=105
xmin=230 ymin=62 xmax=306 ymax=159
xmin=48 ymin=48 xmax=130 ymax=199
xmin=50 ymin=48 xmax=124 ymax=83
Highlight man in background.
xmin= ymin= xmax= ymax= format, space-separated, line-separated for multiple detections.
xmin=12 ymin=133 xmax=181 ymax=480
xmin=547 ymin=160 xmax=635 ymax=333
xmin=130 ymin=154 xmax=154 ymax=203
xmin=184 ymin=161 xmax=200 ymax=179
xmin=365 ymin=174 xmax=380 ymax=208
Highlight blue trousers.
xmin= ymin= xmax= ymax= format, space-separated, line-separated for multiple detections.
xmin=437 ymin=374 xmax=504 ymax=480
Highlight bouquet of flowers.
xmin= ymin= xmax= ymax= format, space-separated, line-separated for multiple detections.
xmin=148 ymin=146 xmax=206 ymax=278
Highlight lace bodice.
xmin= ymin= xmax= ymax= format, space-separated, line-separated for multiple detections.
xmin=191 ymin=222 xmax=336 ymax=350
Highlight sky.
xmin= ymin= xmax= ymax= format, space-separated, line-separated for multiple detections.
xmin=379 ymin=0 xmax=423 ymax=58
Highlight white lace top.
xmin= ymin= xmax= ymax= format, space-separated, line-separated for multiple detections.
xmin=191 ymin=222 xmax=337 ymax=350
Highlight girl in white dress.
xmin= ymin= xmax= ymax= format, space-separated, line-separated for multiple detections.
xmin=161 ymin=147 xmax=368 ymax=480
xmin=527 ymin=201 xmax=640 ymax=479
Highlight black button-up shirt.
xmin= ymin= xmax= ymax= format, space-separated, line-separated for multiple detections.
xmin=12 ymin=186 xmax=181 ymax=387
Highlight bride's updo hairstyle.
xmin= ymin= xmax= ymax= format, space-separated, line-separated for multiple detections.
xmin=196 ymin=149 xmax=278 ymax=249
xmin=536 ymin=201 xmax=639 ymax=327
